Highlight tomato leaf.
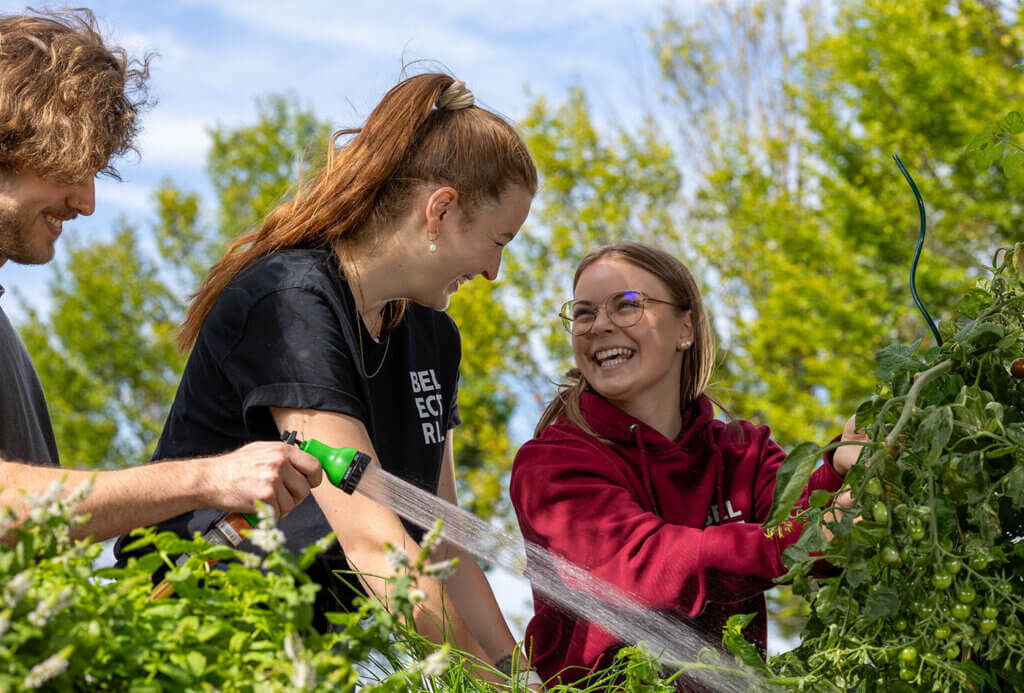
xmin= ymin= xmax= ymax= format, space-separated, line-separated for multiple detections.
xmin=766 ymin=442 xmax=823 ymax=529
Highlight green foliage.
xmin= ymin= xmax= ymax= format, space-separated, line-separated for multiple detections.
xmin=16 ymin=226 xmax=185 ymax=468
xmin=0 ymin=480 xmax=468 ymax=692
xmin=649 ymin=0 xmax=1024 ymax=448
xmin=764 ymin=245 xmax=1024 ymax=691
xmin=447 ymin=281 xmax=521 ymax=519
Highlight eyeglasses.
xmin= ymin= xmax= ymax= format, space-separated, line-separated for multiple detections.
xmin=558 ymin=290 xmax=683 ymax=336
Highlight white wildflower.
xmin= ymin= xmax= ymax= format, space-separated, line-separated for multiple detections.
xmin=291 ymin=658 xmax=315 ymax=689
xmin=238 ymin=552 xmax=262 ymax=569
xmin=421 ymin=518 xmax=444 ymax=553
xmin=385 ymin=545 xmax=410 ymax=572
xmin=64 ymin=476 xmax=94 ymax=508
xmin=5 ymin=569 xmax=32 ymax=607
xmin=23 ymin=646 xmax=72 ymax=689
xmin=422 ymin=558 xmax=459 ymax=579
xmin=416 ymin=646 xmax=450 ymax=677
xmin=248 ymin=526 xmax=285 ymax=554
xmin=283 ymin=630 xmax=302 ymax=661
xmin=0 ymin=608 xmax=11 ymax=638
xmin=284 ymin=631 xmax=316 ymax=689
xmin=26 ymin=478 xmax=65 ymax=523
xmin=313 ymin=534 xmax=336 ymax=553
xmin=255 ymin=500 xmax=277 ymax=528
xmin=409 ymin=588 xmax=427 ymax=604
xmin=27 ymin=587 xmax=73 ymax=628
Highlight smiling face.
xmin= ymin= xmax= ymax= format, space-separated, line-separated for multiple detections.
xmin=571 ymin=256 xmax=693 ymax=424
xmin=0 ymin=169 xmax=96 ymax=268
xmin=428 ymin=184 xmax=532 ymax=309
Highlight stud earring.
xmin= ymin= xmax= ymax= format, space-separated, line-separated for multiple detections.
xmin=679 ymin=340 xmax=693 ymax=351
xmin=429 ymin=241 xmax=437 ymax=253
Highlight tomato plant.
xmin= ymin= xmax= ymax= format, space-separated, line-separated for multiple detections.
xmin=759 ymin=244 xmax=1024 ymax=692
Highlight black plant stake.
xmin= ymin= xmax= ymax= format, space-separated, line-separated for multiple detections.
xmin=892 ymin=153 xmax=943 ymax=347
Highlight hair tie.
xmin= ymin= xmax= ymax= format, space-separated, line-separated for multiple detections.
xmin=437 ymin=79 xmax=474 ymax=111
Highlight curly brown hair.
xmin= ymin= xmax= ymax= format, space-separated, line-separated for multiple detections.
xmin=0 ymin=7 xmax=153 ymax=182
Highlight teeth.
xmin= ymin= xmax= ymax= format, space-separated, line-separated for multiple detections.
xmin=595 ymin=347 xmax=634 ymax=366
xmin=43 ymin=213 xmax=63 ymax=229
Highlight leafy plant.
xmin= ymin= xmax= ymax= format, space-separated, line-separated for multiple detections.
xmin=760 ymin=243 xmax=1024 ymax=692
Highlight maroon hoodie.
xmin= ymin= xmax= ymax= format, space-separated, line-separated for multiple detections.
xmin=510 ymin=392 xmax=844 ymax=686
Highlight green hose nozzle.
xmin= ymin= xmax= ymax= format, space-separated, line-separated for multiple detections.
xmin=241 ymin=433 xmax=369 ymax=528
xmin=280 ymin=430 xmax=370 ymax=494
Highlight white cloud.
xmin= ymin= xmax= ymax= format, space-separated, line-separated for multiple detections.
xmin=135 ymin=112 xmax=212 ymax=168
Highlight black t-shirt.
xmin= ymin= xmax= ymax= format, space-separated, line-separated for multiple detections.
xmin=114 ymin=247 xmax=461 ymax=624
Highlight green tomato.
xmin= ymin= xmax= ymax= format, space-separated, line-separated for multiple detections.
xmin=945 ymin=643 xmax=960 ymax=660
xmin=899 ymin=666 xmax=915 ymax=681
xmin=894 ymin=617 xmax=908 ymax=632
xmin=982 ymin=605 xmax=999 ymax=619
xmin=881 ymin=545 xmax=902 ymax=565
xmin=932 ymin=571 xmax=953 ymax=590
xmin=934 ymin=625 xmax=950 ymax=640
xmin=969 ymin=552 xmax=988 ymax=572
xmin=944 ymin=558 xmax=963 ymax=576
xmin=952 ymin=603 xmax=971 ymax=620
xmin=979 ymin=618 xmax=998 ymax=635
xmin=957 ymin=586 xmax=976 ymax=604
xmin=865 ymin=477 xmax=884 ymax=497
xmin=872 ymin=501 xmax=889 ymax=524
xmin=918 ymin=602 xmax=935 ymax=618
xmin=915 ymin=505 xmax=933 ymax=520
xmin=907 ymin=519 xmax=926 ymax=541
xmin=899 ymin=646 xmax=918 ymax=665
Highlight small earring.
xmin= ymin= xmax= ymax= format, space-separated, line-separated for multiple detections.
xmin=679 ymin=340 xmax=693 ymax=351
xmin=429 ymin=241 xmax=437 ymax=253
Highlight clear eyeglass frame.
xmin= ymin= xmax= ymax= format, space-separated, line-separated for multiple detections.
xmin=558 ymin=290 xmax=682 ymax=336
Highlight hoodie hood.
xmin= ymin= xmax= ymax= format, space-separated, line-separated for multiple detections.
xmin=578 ymin=391 xmax=723 ymax=518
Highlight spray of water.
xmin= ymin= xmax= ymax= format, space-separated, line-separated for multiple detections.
xmin=354 ymin=464 xmax=778 ymax=692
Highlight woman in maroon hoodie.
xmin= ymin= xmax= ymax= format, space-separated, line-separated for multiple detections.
xmin=510 ymin=241 xmax=860 ymax=687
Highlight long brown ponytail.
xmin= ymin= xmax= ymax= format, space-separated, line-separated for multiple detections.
xmin=179 ymin=73 xmax=537 ymax=350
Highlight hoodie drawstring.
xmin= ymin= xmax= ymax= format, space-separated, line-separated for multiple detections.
xmin=630 ymin=424 xmax=661 ymax=516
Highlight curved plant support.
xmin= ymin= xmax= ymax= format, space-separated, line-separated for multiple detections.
xmin=892 ymin=153 xmax=943 ymax=347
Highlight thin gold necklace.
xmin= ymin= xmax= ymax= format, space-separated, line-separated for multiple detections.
xmin=358 ymin=308 xmax=391 ymax=379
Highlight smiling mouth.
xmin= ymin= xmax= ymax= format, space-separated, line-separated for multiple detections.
xmin=42 ymin=213 xmax=66 ymax=235
xmin=594 ymin=347 xmax=634 ymax=368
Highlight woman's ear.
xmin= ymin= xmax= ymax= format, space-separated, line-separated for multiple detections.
xmin=678 ymin=310 xmax=695 ymax=347
xmin=425 ymin=186 xmax=459 ymax=233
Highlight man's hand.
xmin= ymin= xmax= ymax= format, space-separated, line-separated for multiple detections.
xmin=196 ymin=442 xmax=323 ymax=520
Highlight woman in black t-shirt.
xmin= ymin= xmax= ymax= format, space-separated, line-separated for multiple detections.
xmin=117 ymin=74 xmax=536 ymax=686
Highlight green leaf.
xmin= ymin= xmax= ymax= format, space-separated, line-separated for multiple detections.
xmin=722 ymin=613 xmax=770 ymax=674
xmin=874 ymin=341 xmax=924 ymax=382
xmin=808 ymin=489 xmax=832 ymax=509
xmin=913 ymin=405 xmax=953 ymax=461
xmin=766 ymin=442 xmax=823 ymax=528
xmin=850 ymin=521 xmax=888 ymax=547
xmin=998 ymin=111 xmax=1024 ymax=134
xmin=863 ymin=586 xmax=899 ymax=621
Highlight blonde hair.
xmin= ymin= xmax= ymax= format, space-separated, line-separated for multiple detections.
xmin=535 ymin=242 xmax=716 ymax=439
xmin=0 ymin=8 xmax=152 ymax=181
xmin=180 ymin=72 xmax=537 ymax=350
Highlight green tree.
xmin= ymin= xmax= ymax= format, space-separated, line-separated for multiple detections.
xmin=650 ymin=0 xmax=1024 ymax=447
xmin=17 ymin=226 xmax=185 ymax=468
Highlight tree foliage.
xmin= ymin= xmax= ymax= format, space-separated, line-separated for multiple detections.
xmin=650 ymin=0 xmax=1024 ymax=446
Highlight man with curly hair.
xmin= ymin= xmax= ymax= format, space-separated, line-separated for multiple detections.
xmin=0 ymin=8 xmax=322 ymax=542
